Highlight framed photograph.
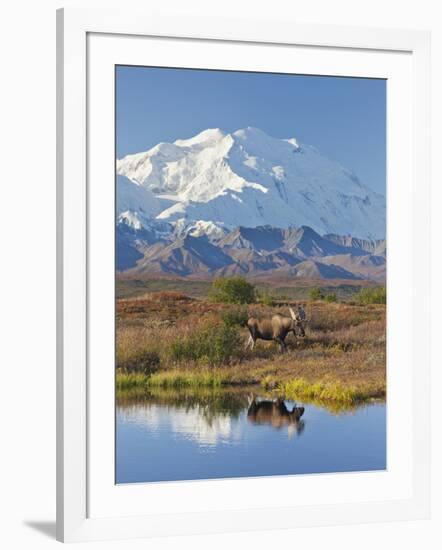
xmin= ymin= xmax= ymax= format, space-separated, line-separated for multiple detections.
xmin=56 ymin=7 xmax=431 ymax=543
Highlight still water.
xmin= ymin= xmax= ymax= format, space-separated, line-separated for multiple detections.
xmin=116 ymin=388 xmax=386 ymax=484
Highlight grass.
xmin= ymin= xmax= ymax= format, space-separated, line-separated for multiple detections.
xmin=115 ymin=285 xmax=386 ymax=405
xmin=279 ymin=378 xmax=385 ymax=404
xmin=116 ymin=278 xmax=212 ymax=299
xmin=116 ymin=369 xmax=228 ymax=390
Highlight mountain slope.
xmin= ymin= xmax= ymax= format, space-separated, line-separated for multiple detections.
xmin=118 ymin=223 xmax=386 ymax=281
xmin=323 ymin=233 xmax=386 ymax=256
xmin=317 ymin=254 xmax=386 ymax=282
xmin=219 ymin=226 xmax=285 ymax=252
xmin=282 ymin=225 xmax=368 ymax=258
xmin=126 ymin=235 xmax=234 ymax=276
xmin=116 ymin=174 xmax=162 ymax=229
xmin=288 ymin=260 xmax=362 ymax=280
xmin=117 ymin=127 xmax=385 ymax=239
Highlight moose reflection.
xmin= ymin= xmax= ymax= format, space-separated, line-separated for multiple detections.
xmin=247 ymin=397 xmax=305 ymax=437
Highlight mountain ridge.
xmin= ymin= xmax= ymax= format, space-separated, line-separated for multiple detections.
xmin=116 ymin=221 xmax=386 ymax=281
xmin=117 ymin=127 xmax=385 ymax=240
xmin=116 ymin=127 xmax=385 ymax=280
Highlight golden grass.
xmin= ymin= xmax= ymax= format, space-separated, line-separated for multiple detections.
xmin=280 ymin=378 xmax=385 ymax=404
xmin=116 ymin=369 xmax=228 ymax=390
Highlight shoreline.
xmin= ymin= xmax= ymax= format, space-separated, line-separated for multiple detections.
xmin=116 ymin=290 xmax=386 ymax=409
xmin=116 ymin=368 xmax=386 ymax=406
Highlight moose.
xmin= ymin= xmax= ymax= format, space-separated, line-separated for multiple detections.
xmin=247 ymin=397 xmax=305 ymax=436
xmin=245 ymin=306 xmax=306 ymax=353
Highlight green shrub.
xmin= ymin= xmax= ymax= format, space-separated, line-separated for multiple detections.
xmin=309 ymin=287 xmax=324 ymax=300
xmin=208 ymin=276 xmax=256 ymax=304
xmin=354 ymin=286 xmax=386 ymax=305
xmin=324 ymin=293 xmax=337 ymax=303
xmin=170 ymin=321 xmax=241 ymax=366
xmin=220 ymin=306 xmax=249 ymax=328
xmin=117 ymin=350 xmax=160 ymax=375
xmin=259 ymin=291 xmax=276 ymax=307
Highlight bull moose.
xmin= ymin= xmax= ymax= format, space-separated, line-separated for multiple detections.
xmin=245 ymin=307 xmax=306 ymax=352
xmin=247 ymin=397 xmax=305 ymax=436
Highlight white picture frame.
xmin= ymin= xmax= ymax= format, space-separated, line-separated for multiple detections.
xmin=56 ymin=7 xmax=431 ymax=543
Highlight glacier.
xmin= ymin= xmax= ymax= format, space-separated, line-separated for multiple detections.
xmin=117 ymin=127 xmax=385 ymax=240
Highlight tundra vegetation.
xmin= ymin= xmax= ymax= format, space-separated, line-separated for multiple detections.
xmin=208 ymin=276 xmax=256 ymax=304
xmin=116 ymin=276 xmax=386 ymax=406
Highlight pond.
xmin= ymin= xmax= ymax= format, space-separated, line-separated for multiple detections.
xmin=116 ymin=388 xmax=386 ymax=484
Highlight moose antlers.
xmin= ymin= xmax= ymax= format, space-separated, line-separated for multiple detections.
xmin=289 ymin=305 xmax=308 ymax=322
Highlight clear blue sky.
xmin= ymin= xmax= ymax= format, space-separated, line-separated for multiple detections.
xmin=116 ymin=66 xmax=386 ymax=194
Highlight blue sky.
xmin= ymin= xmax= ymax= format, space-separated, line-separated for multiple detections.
xmin=116 ymin=66 xmax=386 ymax=194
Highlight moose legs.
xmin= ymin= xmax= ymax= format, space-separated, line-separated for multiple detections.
xmin=276 ymin=337 xmax=286 ymax=353
xmin=245 ymin=334 xmax=255 ymax=350
xmin=245 ymin=333 xmax=286 ymax=353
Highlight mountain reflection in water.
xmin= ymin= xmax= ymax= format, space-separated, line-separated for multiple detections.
xmin=117 ymin=388 xmax=248 ymax=446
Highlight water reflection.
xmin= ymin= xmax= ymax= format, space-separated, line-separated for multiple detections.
xmin=116 ymin=387 xmax=386 ymax=483
xmin=118 ymin=389 xmax=308 ymax=444
xmin=117 ymin=388 xmax=250 ymax=446
xmin=247 ymin=397 xmax=305 ymax=438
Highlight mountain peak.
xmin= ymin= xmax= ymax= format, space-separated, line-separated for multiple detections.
xmin=174 ymin=128 xmax=226 ymax=147
xmin=117 ymin=127 xmax=385 ymax=239
xmin=233 ymin=126 xmax=267 ymax=138
xmin=232 ymin=127 xmax=300 ymax=150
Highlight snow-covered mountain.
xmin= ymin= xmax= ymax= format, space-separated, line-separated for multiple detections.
xmin=116 ymin=174 xmax=162 ymax=230
xmin=117 ymin=127 xmax=385 ymax=240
